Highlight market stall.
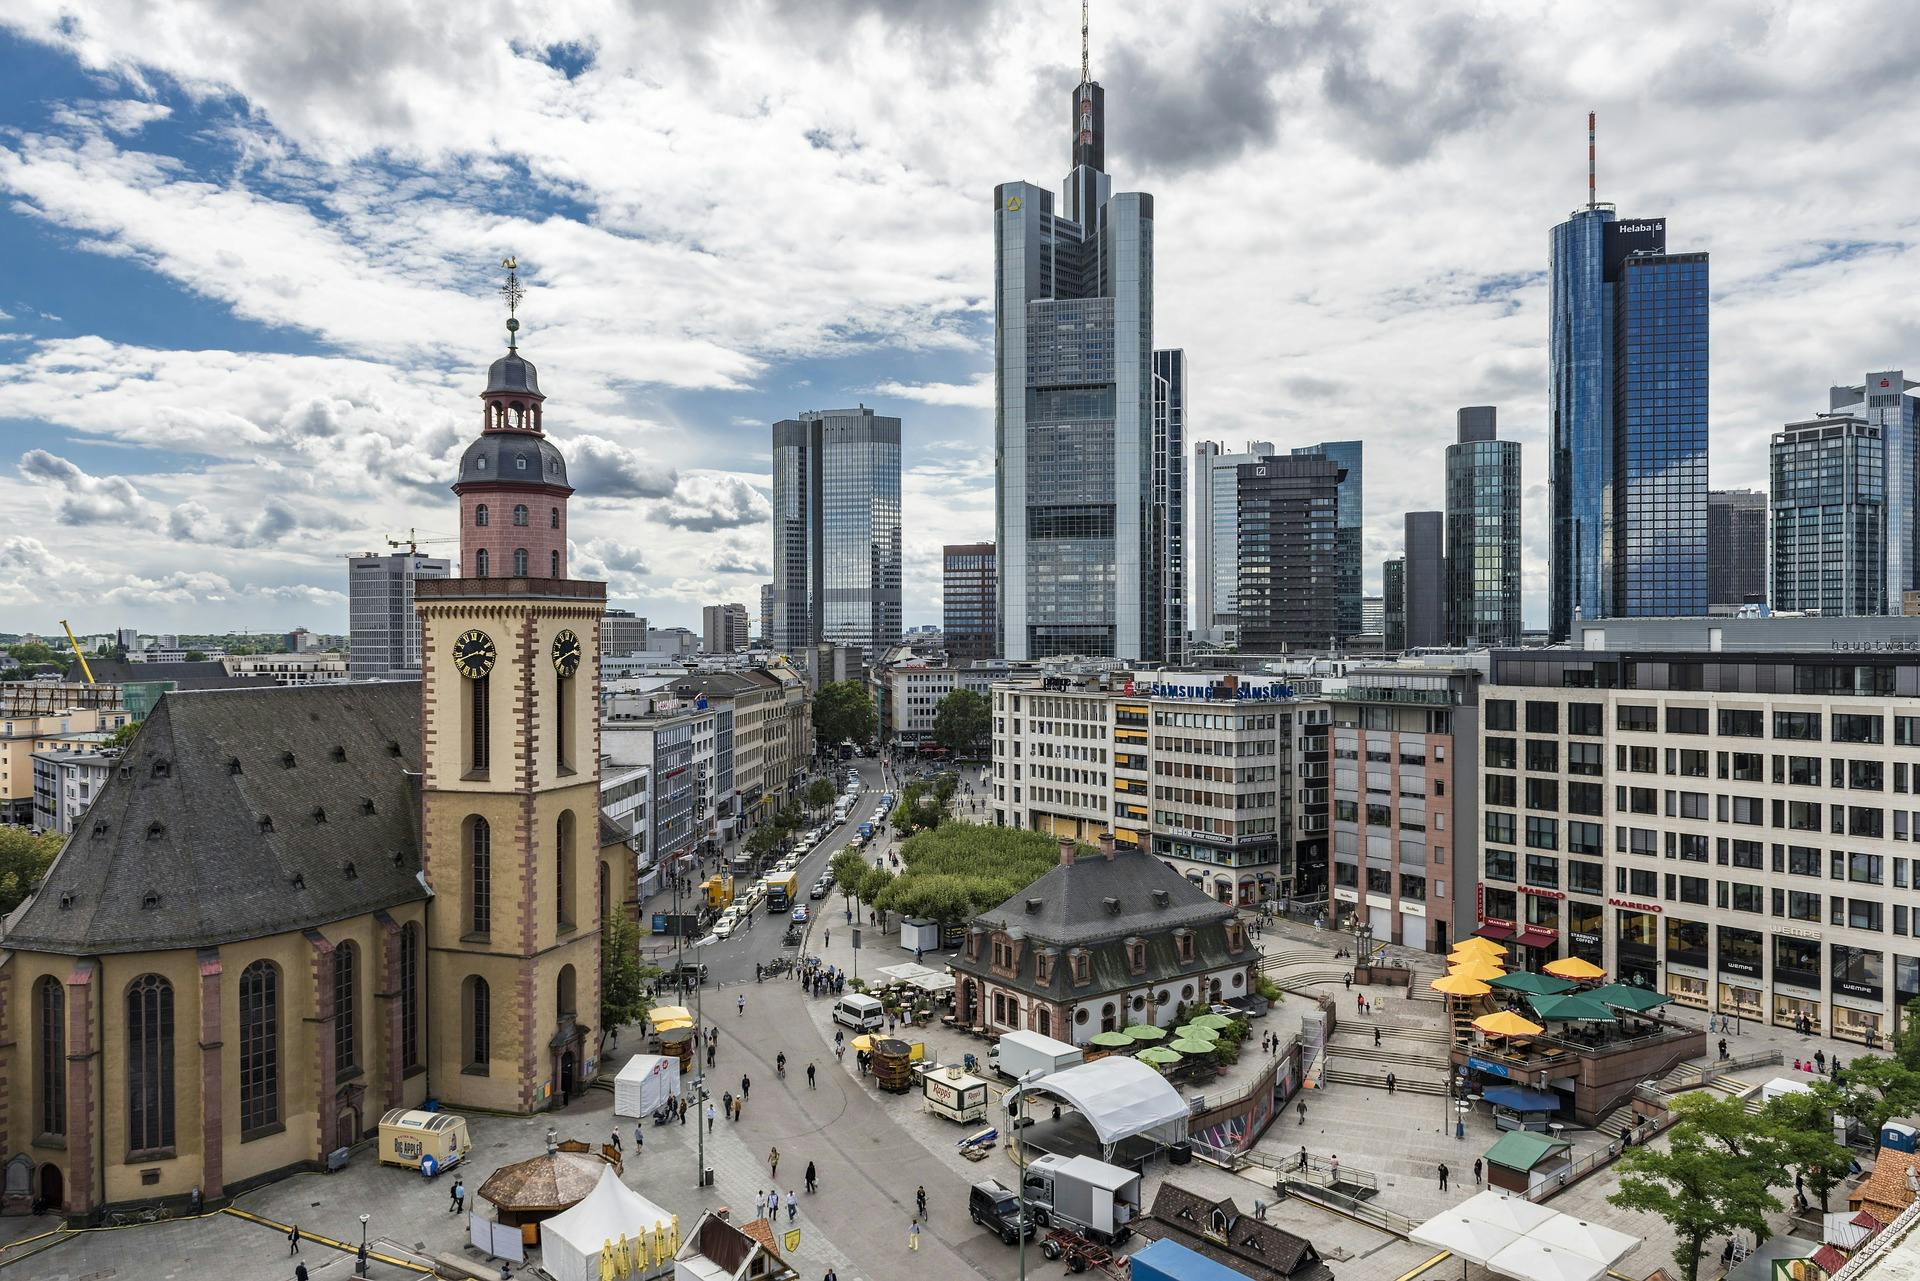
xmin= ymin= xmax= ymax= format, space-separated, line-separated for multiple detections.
xmin=539 ymin=1165 xmax=678 ymax=1281
xmin=613 ymin=1054 xmax=680 ymax=1119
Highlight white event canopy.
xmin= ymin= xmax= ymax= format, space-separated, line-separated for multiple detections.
xmin=540 ymin=1165 xmax=676 ymax=1281
xmin=1026 ymin=1056 xmax=1190 ymax=1154
xmin=613 ymin=1054 xmax=680 ymax=1118
xmin=1410 ymin=1191 xmax=1640 ymax=1281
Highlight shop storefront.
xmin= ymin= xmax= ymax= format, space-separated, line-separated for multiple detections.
xmin=1717 ymin=982 xmax=1762 ymax=1022
xmin=1566 ymin=900 xmax=1604 ymax=966
xmin=1898 ymin=956 xmax=1920 ymax=1036
xmin=1614 ymin=908 xmax=1659 ymax=989
xmin=1772 ymin=990 xmax=1822 ymax=1034
xmin=1830 ymin=946 xmax=1885 ymax=1045
xmin=1832 ymin=1000 xmax=1885 ymax=1047
xmin=1665 ymin=972 xmax=1708 ymax=1010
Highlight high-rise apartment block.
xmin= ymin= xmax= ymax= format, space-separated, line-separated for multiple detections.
xmin=1706 ymin=489 xmax=1768 ymax=612
xmin=1151 ymin=350 xmax=1187 ymax=665
xmin=1771 ymin=417 xmax=1885 ymax=616
xmin=1191 ymin=440 xmax=1275 ymax=646
xmin=993 ymin=57 xmax=1179 ymax=663
xmin=942 ymin=542 xmax=999 ymax=662
xmin=1403 ymin=511 xmax=1447 ymax=649
xmin=347 ymin=551 xmax=449 ymax=678
xmin=702 ymin=603 xmax=750 ymax=654
xmin=770 ymin=407 xmax=902 ymax=655
xmin=1291 ymin=441 xmax=1364 ymax=638
xmin=1550 ymin=192 xmax=1709 ymax=634
xmin=1236 ymin=455 xmax=1344 ymax=651
xmin=1445 ymin=407 xmax=1522 ymax=645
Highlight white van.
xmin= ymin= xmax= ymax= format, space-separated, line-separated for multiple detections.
xmin=832 ymin=993 xmax=885 ymax=1032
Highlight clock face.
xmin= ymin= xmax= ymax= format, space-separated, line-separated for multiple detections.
xmin=551 ymin=628 xmax=582 ymax=679
xmin=452 ymin=629 xmax=497 ymax=680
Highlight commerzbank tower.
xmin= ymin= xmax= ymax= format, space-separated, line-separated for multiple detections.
xmin=994 ymin=12 xmax=1184 ymax=664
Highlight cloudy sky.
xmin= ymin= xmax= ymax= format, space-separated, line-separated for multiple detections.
xmin=1 ymin=1 xmax=1916 ymax=637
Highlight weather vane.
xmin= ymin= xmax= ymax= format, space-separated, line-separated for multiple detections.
xmin=499 ymin=255 xmax=525 ymax=349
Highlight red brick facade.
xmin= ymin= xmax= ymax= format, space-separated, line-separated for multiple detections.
xmin=458 ymin=488 xmax=569 ymax=580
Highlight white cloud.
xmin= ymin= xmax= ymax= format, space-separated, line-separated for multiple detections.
xmin=872 ymin=375 xmax=993 ymax=409
xmin=18 ymin=449 xmax=161 ymax=527
xmin=655 ymin=472 xmax=772 ymax=532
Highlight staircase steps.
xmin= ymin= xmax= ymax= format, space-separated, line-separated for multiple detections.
xmin=1596 ymin=1105 xmax=1637 ymax=1138
xmin=1321 ymin=1067 xmax=1448 ymax=1096
xmin=1336 ymin=1023 xmax=1450 ymax=1045
xmin=1328 ymin=1044 xmax=1451 ymax=1071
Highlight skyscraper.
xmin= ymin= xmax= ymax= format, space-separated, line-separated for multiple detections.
xmin=702 ymin=603 xmax=750 ymax=653
xmin=1830 ymin=371 xmax=1919 ymax=609
xmin=1236 ymin=455 xmax=1344 ymax=651
xmin=994 ymin=30 xmax=1172 ymax=662
xmin=1445 ymin=406 xmax=1522 ymax=645
xmin=1291 ymin=441 xmax=1363 ymax=638
xmin=1382 ymin=559 xmax=1406 ymax=651
xmin=1403 ymin=511 xmax=1447 ymax=649
xmin=1549 ymin=122 xmax=1709 ymax=634
xmin=770 ymin=407 xmax=903 ymax=655
xmin=1706 ymin=489 xmax=1768 ymax=612
xmin=759 ymin=582 xmax=774 ymax=645
xmin=1151 ymin=349 xmax=1187 ymax=665
xmin=1191 ymin=439 xmax=1275 ymax=646
xmin=943 ymin=543 xmax=999 ymax=662
xmin=347 ymin=551 xmax=449 ymax=678
xmin=1771 ymin=415 xmax=1885 ymax=616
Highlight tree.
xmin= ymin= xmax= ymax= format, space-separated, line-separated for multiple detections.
xmin=0 ymin=827 xmax=64 ymax=915
xmin=1892 ymin=996 xmax=1920 ymax=1071
xmin=1760 ymin=1086 xmax=1853 ymax=1212
xmin=746 ymin=825 xmax=781 ymax=859
xmin=931 ymin=689 xmax=989 ymax=757
xmin=812 ymin=680 xmax=876 ymax=747
xmin=858 ymin=866 xmax=896 ymax=927
xmin=1609 ymin=1122 xmax=1779 ymax=1281
xmin=807 ymin=778 xmax=836 ymax=812
xmin=830 ymin=848 xmax=868 ymax=913
xmin=600 ymin=911 xmax=657 ymax=1032
xmin=104 ymin=722 xmax=140 ymax=750
xmin=183 ymin=650 xmax=207 ymax=662
xmin=1827 ymin=1054 xmax=1920 ymax=1138
xmin=6 ymin=641 xmax=64 ymax=671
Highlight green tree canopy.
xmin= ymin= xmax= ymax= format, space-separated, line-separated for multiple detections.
xmin=1893 ymin=996 xmax=1920 ymax=1072
xmin=807 ymin=778 xmax=836 ymax=811
xmin=931 ymin=689 xmax=989 ymax=757
xmin=1609 ymin=1092 xmax=1781 ymax=1281
xmin=105 ymin=721 xmax=140 ymax=750
xmin=869 ymin=823 xmax=1079 ymax=931
xmin=812 ymin=680 xmax=876 ymax=747
xmin=1828 ymin=1054 xmax=1920 ymax=1138
xmin=183 ymin=650 xmax=208 ymax=662
xmin=600 ymin=911 xmax=657 ymax=1031
xmin=746 ymin=825 xmax=781 ymax=858
xmin=0 ymin=827 xmax=65 ymax=916
xmin=1759 ymin=1085 xmax=1853 ymax=1212
xmin=830 ymin=847 xmax=869 ymax=911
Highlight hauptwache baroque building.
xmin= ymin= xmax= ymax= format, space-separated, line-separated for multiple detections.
xmin=0 ymin=318 xmax=630 ymax=1219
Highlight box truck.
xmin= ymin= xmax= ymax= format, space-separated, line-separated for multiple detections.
xmin=987 ymin=1030 xmax=1083 ymax=1082
xmin=1020 ymin=1153 xmax=1142 ymax=1244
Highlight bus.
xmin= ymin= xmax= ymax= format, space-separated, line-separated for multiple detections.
xmin=765 ymin=870 xmax=799 ymax=913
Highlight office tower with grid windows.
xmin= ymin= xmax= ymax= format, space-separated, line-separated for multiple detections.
xmin=1403 ymin=510 xmax=1447 ymax=649
xmin=1446 ymin=406 xmax=1522 ymax=645
xmin=1382 ymin=558 xmax=1406 ymax=651
xmin=1831 ymin=371 xmax=1920 ymax=610
xmin=1236 ymin=454 xmax=1345 ymax=651
xmin=1290 ymin=440 xmax=1364 ymax=639
xmin=769 ymin=407 xmax=902 ymax=655
xmin=1771 ymin=416 xmax=1885 ymax=616
xmin=1706 ymin=489 xmax=1768 ymax=612
xmin=1151 ymin=349 xmax=1187 ymax=665
xmin=943 ymin=543 xmax=999 ymax=662
xmin=347 ymin=551 xmax=449 ymax=678
xmin=1192 ymin=439 xmax=1275 ymax=646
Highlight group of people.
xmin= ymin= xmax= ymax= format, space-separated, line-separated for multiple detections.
xmin=800 ymin=957 xmax=847 ymax=998
xmin=1794 ymin=1049 xmax=1844 ymax=1078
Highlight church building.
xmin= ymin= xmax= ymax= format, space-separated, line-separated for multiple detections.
xmin=0 ymin=270 xmax=628 ymax=1220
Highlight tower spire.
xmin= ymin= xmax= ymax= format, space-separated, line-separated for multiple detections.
xmin=1081 ymin=0 xmax=1089 ymax=86
xmin=1586 ymin=111 xmax=1596 ymax=211
xmin=499 ymin=255 xmax=525 ymax=350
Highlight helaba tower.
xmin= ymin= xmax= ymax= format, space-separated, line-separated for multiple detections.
xmin=994 ymin=11 xmax=1180 ymax=662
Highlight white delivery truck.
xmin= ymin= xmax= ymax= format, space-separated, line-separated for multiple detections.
xmin=1021 ymin=1153 xmax=1142 ymax=1245
xmin=923 ymin=1067 xmax=990 ymax=1124
xmin=987 ymin=1030 xmax=1083 ymax=1082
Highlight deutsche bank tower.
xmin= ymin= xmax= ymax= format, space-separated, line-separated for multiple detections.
xmin=994 ymin=62 xmax=1179 ymax=662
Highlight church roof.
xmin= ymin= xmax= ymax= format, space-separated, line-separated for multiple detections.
xmin=486 ymin=349 xmax=542 ymax=397
xmin=456 ymin=431 xmax=570 ymax=490
xmin=5 ymin=682 xmax=430 ymax=955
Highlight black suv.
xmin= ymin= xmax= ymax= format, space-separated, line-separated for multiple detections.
xmin=968 ymin=1180 xmax=1035 ymax=1245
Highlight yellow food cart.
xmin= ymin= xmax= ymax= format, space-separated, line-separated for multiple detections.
xmin=378 ymin=1108 xmax=472 ymax=1177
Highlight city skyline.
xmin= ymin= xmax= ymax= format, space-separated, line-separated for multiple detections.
xmin=1 ymin=4 xmax=1917 ymax=634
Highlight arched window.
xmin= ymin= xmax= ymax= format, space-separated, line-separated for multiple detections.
xmin=557 ymin=965 xmax=577 ymax=1025
xmin=475 ymin=548 xmax=489 ymax=578
xmin=464 ymin=977 xmax=491 ymax=1069
xmin=238 ymin=960 xmax=280 ymax=1133
xmin=35 ymin=976 xmax=64 ymax=1138
xmin=126 ymin=975 xmax=175 ymax=1152
xmin=513 ymin=548 xmax=528 ymax=577
xmin=333 ymin=942 xmax=357 ymax=1073
xmin=549 ymin=507 xmax=560 ymax=529
xmin=474 ymin=504 xmax=489 ymax=527
xmin=512 ymin=504 xmax=529 ymax=527
xmin=556 ymin=811 xmax=576 ymax=931
xmin=468 ymin=817 xmax=492 ymax=935
xmin=550 ymin=550 xmax=560 ymax=577
xmin=400 ymin=923 xmax=421 ymax=1073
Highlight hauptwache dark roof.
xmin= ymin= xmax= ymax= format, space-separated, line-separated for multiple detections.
xmin=1136 ymin=1184 xmax=1330 ymax=1281
xmin=4 ymin=682 xmax=428 ymax=955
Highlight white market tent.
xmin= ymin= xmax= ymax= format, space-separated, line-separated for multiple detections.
xmin=874 ymin=961 xmax=955 ymax=995
xmin=1411 ymin=1192 xmax=1639 ymax=1281
xmin=540 ymin=1166 xmax=676 ymax=1281
xmin=1027 ymin=1056 xmax=1190 ymax=1153
xmin=613 ymin=1054 xmax=680 ymax=1118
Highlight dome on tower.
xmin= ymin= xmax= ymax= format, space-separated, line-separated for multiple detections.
xmin=457 ymin=433 xmax=570 ymax=489
xmin=486 ymin=349 xmax=542 ymax=397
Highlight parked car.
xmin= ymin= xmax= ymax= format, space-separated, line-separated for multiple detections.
xmin=810 ymin=881 xmax=830 ymax=900
xmin=791 ymin=905 xmax=809 ymax=923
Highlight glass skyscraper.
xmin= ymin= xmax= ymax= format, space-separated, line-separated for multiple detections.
xmin=1151 ymin=350 xmax=1187 ymax=665
xmin=770 ymin=407 xmax=902 ymax=655
xmin=1549 ymin=207 xmax=1708 ymax=634
xmin=1830 ymin=371 xmax=1919 ymax=611
xmin=1291 ymin=440 xmax=1363 ymax=638
xmin=1191 ymin=440 xmax=1274 ymax=645
xmin=1445 ymin=406 xmax=1521 ymax=645
xmin=1771 ymin=415 xmax=1884 ymax=616
xmin=994 ymin=63 xmax=1179 ymax=662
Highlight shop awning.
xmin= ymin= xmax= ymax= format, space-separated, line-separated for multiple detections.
xmin=1483 ymin=1085 xmax=1561 ymax=1113
xmin=1515 ymin=927 xmax=1559 ymax=950
xmin=1590 ymin=983 xmax=1672 ymax=1013
xmin=1476 ymin=922 xmax=1516 ymax=942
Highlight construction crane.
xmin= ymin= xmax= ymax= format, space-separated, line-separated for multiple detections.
xmin=58 ymin=620 xmax=96 ymax=685
xmin=385 ymin=528 xmax=459 ymax=555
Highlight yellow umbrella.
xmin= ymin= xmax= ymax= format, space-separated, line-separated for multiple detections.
xmin=1452 ymin=937 xmax=1507 ymax=958
xmin=1449 ymin=957 xmax=1506 ymax=982
xmin=600 ymin=1239 xmax=617 ymax=1281
xmin=1544 ymin=956 xmax=1605 ymax=981
xmin=1430 ymin=973 xmax=1491 ymax=997
xmin=1474 ymin=1010 xmax=1544 ymax=1037
xmin=616 ymin=1232 xmax=635 ymax=1278
xmin=851 ymin=1034 xmax=877 ymax=1052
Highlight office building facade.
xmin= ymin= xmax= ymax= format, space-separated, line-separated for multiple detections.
xmin=995 ymin=61 xmax=1173 ymax=664
xmin=1191 ymin=440 xmax=1275 ymax=646
xmin=601 ymin=610 xmax=649 ymax=657
xmin=1292 ymin=441 xmax=1364 ymax=639
xmin=1383 ymin=559 xmax=1406 ymax=651
xmin=1151 ymin=350 xmax=1188 ymax=666
xmin=1831 ymin=371 xmax=1920 ymax=612
xmin=346 ymin=551 xmax=449 ymax=677
xmin=942 ymin=542 xmax=999 ymax=662
xmin=702 ymin=603 xmax=750 ymax=654
xmin=1236 ymin=455 xmax=1345 ymax=651
xmin=1403 ymin=511 xmax=1447 ymax=649
xmin=770 ymin=407 xmax=903 ymax=655
xmin=1770 ymin=417 xmax=1885 ymax=617
xmin=1707 ymin=489 xmax=1769 ymax=612
xmin=1549 ymin=206 xmax=1709 ymax=635
xmin=1446 ymin=407 xmax=1522 ymax=646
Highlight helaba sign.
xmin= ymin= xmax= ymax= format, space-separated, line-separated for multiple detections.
xmin=1149 ymin=678 xmax=1296 ymax=702
xmin=1616 ymin=220 xmax=1665 ymax=235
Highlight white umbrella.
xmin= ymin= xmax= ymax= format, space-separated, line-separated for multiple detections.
xmin=1409 ymin=1214 xmax=1521 ymax=1266
xmin=1527 ymin=1216 xmax=1640 ymax=1267
xmin=1454 ymin=1190 xmax=1558 ymax=1235
xmin=1485 ymin=1237 xmax=1608 ymax=1281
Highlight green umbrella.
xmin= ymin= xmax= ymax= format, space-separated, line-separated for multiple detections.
xmin=1090 ymin=1031 xmax=1134 ymax=1049
xmin=1489 ymin=972 xmax=1577 ymax=997
xmin=1123 ymin=1024 xmax=1167 ymax=1042
xmin=1174 ymin=1023 xmax=1220 ymax=1042
xmin=1192 ymin=1013 xmax=1234 ymax=1030
xmin=1135 ymin=1046 xmax=1181 ymax=1065
xmin=1590 ymin=983 xmax=1672 ymax=1013
xmin=1168 ymin=1038 xmax=1217 ymax=1056
xmin=1528 ymin=992 xmax=1615 ymax=1022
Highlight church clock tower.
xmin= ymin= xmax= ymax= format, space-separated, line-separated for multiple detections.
xmin=416 ymin=260 xmax=607 ymax=1113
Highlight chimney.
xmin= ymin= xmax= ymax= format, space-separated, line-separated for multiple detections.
xmin=1058 ymin=835 xmax=1076 ymax=867
xmin=1100 ymin=831 xmax=1117 ymax=860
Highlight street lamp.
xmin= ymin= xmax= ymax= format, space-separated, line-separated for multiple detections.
xmin=1012 ymin=1068 xmax=1045 ymax=1281
xmin=357 ymin=1213 xmax=370 ymax=1276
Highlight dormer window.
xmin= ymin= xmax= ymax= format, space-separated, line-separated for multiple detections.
xmin=141 ymin=890 xmax=161 ymax=910
xmin=146 ymin=822 xmax=165 ymax=841
xmin=1070 ymin=949 xmax=1091 ymax=986
xmin=227 ymin=757 xmax=243 ymax=775
xmin=361 ymin=797 xmax=376 ymax=815
xmin=331 ymin=745 xmax=347 ymax=762
xmin=1174 ymin=929 xmax=1196 ymax=964
xmin=1035 ymin=951 xmax=1055 ymax=986
xmin=281 ymin=751 xmax=297 ymax=770
xmin=150 ymin=759 xmax=170 ymax=779
xmin=312 ymin=806 xmax=327 ymax=825
xmin=1225 ymin=919 xmax=1247 ymax=954
xmin=516 ymin=456 xmax=528 ymax=471
xmin=343 ymin=861 xmax=358 ymax=881
xmin=1126 ymin=938 xmax=1147 ymax=975
xmin=257 ymin=815 xmax=274 ymax=833
xmin=476 ymin=457 xmax=488 ymax=472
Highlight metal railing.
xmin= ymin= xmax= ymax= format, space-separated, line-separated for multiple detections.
xmin=1521 ymin=1138 xmax=1626 ymax=1203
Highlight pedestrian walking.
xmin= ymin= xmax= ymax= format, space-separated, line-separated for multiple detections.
xmin=738 ymin=994 xmax=746 ymax=1016
xmin=724 ymin=1089 xmax=734 ymax=1119
xmin=1329 ymin=1156 xmax=1339 ymax=1186
xmin=916 ymin=1185 xmax=928 ymax=1221
xmin=807 ymin=1062 xmax=817 ymax=1089
xmin=742 ymin=1074 xmax=752 ymax=1100
xmin=290 ymin=1224 xmax=302 ymax=1254
xmin=612 ymin=1130 xmax=623 ymax=1156
xmin=450 ymin=1179 xmax=463 ymax=1212
xmin=454 ymin=1178 xmax=467 ymax=1212
xmin=1473 ymin=1158 xmax=1483 ymax=1184
xmin=770 ymin=1146 xmax=780 ymax=1178
xmin=1439 ymin=1163 xmax=1449 ymax=1191
xmin=296 ymin=1265 xmax=309 ymax=1281
xmin=1374 ymin=1027 xmax=1381 ymax=1048
xmin=1356 ymin=992 xmax=1363 ymax=1013
xmin=824 ymin=1269 xmax=837 ymax=1281
xmin=706 ymin=1101 xmax=716 ymax=1132
xmin=1345 ymin=974 xmax=1353 ymax=991
xmin=787 ymin=1190 xmax=797 ymax=1222
xmin=768 ymin=1189 xmax=780 ymax=1220
xmin=908 ymin=1221 xmax=922 ymax=1251
xmin=1386 ymin=1072 xmax=1396 ymax=1094
xmin=734 ymin=1096 xmax=743 ymax=1121
xmin=1297 ymin=1146 xmax=1308 ymax=1171
xmin=806 ymin=1160 xmax=818 ymax=1193
xmin=637 ymin=1122 xmax=646 ymax=1148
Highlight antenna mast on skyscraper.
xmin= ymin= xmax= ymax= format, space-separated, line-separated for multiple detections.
xmin=1081 ymin=0 xmax=1090 ymax=85
xmin=1587 ymin=111 xmax=1596 ymax=210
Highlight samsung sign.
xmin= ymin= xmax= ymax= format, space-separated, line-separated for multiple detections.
xmin=1148 ymin=679 xmax=1296 ymax=702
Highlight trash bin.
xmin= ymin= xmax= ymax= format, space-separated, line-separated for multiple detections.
xmin=701 ymin=1167 xmax=715 ymax=1187
xmin=1168 ymin=1142 xmax=1193 ymax=1166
